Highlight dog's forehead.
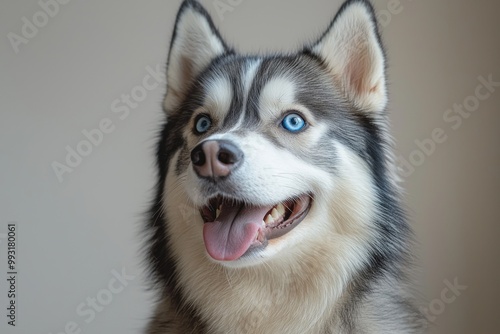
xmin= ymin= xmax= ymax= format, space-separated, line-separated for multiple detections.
xmin=198 ymin=55 xmax=337 ymax=127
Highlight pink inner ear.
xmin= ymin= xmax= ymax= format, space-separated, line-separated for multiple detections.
xmin=179 ymin=56 xmax=194 ymax=88
xmin=309 ymin=1 xmax=387 ymax=111
xmin=369 ymin=84 xmax=380 ymax=94
xmin=346 ymin=48 xmax=376 ymax=96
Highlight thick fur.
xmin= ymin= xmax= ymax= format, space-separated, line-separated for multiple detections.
xmin=144 ymin=0 xmax=425 ymax=333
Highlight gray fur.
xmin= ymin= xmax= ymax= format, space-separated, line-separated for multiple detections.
xmin=143 ymin=1 xmax=425 ymax=333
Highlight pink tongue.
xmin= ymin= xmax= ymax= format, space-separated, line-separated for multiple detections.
xmin=203 ymin=203 xmax=271 ymax=261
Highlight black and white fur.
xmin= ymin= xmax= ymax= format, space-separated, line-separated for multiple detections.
xmin=144 ymin=0 xmax=424 ymax=332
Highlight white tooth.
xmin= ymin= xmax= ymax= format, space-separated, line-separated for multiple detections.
xmin=276 ymin=203 xmax=286 ymax=216
xmin=265 ymin=214 xmax=274 ymax=225
xmin=271 ymin=208 xmax=280 ymax=220
xmin=216 ymin=209 xmax=220 ymax=217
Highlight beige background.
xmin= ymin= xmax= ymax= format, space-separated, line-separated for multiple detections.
xmin=1 ymin=0 xmax=499 ymax=333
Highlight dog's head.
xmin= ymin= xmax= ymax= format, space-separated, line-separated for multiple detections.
xmin=160 ymin=0 xmax=392 ymax=268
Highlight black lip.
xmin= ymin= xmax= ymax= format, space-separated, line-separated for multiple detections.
xmin=243 ymin=196 xmax=312 ymax=257
xmin=265 ymin=196 xmax=312 ymax=240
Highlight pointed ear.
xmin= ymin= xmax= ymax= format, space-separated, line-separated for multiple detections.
xmin=164 ymin=0 xmax=230 ymax=114
xmin=310 ymin=0 xmax=387 ymax=112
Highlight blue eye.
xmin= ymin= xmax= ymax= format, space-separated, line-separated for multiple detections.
xmin=195 ymin=115 xmax=212 ymax=134
xmin=281 ymin=113 xmax=306 ymax=133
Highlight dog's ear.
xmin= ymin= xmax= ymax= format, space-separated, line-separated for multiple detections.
xmin=309 ymin=0 xmax=387 ymax=112
xmin=164 ymin=0 xmax=230 ymax=114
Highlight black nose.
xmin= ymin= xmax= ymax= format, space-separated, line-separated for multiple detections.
xmin=191 ymin=140 xmax=243 ymax=178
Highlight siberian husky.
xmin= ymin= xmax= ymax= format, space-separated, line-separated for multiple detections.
xmin=144 ymin=0 xmax=424 ymax=332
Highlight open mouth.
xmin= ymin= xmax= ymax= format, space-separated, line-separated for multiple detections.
xmin=200 ymin=194 xmax=312 ymax=261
